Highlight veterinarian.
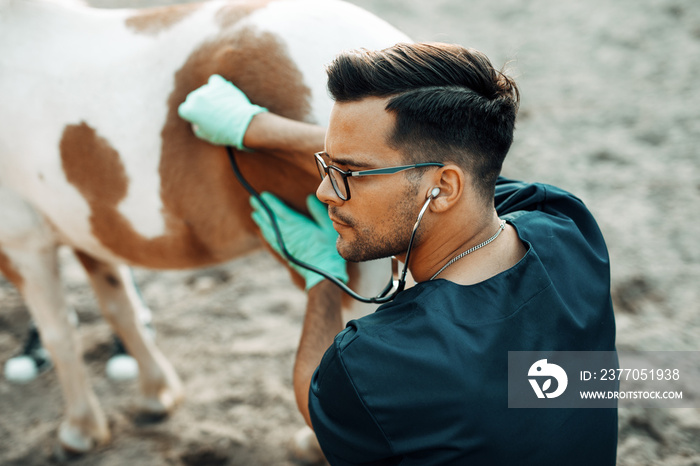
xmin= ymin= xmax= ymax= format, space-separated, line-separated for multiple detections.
xmin=179 ymin=42 xmax=618 ymax=465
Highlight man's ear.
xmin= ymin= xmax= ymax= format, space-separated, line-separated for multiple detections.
xmin=429 ymin=164 xmax=464 ymax=212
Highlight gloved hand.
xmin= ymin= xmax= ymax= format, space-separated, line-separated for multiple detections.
xmin=178 ymin=74 xmax=268 ymax=150
xmin=250 ymin=192 xmax=348 ymax=290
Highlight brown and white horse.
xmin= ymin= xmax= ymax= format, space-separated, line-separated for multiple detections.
xmin=0 ymin=0 xmax=408 ymax=453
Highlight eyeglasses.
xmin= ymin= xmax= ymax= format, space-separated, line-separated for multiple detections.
xmin=314 ymin=152 xmax=444 ymax=201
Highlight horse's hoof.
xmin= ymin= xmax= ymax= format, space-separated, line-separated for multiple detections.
xmin=4 ymin=345 xmax=52 ymax=384
xmin=4 ymin=355 xmax=39 ymax=383
xmin=58 ymin=421 xmax=109 ymax=454
xmin=52 ymin=439 xmax=86 ymax=463
xmin=106 ymin=354 xmax=139 ymax=381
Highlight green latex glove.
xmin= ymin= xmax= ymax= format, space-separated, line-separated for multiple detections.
xmin=178 ymin=74 xmax=268 ymax=150
xmin=250 ymin=192 xmax=348 ymax=290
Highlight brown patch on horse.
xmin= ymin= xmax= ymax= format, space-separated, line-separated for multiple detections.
xmin=160 ymin=23 xmax=364 ymax=292
xmin=0 ymin=249 xmax=24 ymax=290
xmin=125 ymin=3 xmax=201 ymax=36
xmin=60 ymin=122 xmax=233 ymax=268
xmin=158 ymin=26 xmax=317 ymax=266
xmin=60 ymin=123 xmax=128 ymax=205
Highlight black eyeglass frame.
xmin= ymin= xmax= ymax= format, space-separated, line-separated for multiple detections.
xmin=314 ymin=152 xmax=444 ymax=200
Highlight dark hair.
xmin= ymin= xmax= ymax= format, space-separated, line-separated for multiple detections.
xmin=326 ymin=42 xmax=519 ymax=201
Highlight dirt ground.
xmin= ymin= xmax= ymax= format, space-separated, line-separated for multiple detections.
xmin=1 ymin=0 xmax=699 ymax=464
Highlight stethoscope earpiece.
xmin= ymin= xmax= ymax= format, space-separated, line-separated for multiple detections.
xmin=429 ymin=187 xmax=441 ymax=199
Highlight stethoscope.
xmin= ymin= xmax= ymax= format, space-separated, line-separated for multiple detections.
xmin=226 ymin=146 xmax=438 ymax=304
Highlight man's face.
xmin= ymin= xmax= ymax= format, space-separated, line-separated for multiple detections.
xmin=317 ymin=97 xmax=426 ymax=262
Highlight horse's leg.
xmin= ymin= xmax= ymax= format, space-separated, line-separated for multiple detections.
xmin=102 ymin=269 xmax=153 ymax=382
xmin=0 ymin=189 xmax=109 ymax=452
xmin=5 ymin=280 xmax=151 ymax=383
xmin=73 ymin=250 xmax=183 ymax=415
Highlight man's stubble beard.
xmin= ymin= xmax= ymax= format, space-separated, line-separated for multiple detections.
xmin=333 ymin=184 xmax=424 ymax=263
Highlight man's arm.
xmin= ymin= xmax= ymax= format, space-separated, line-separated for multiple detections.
xmin=244 ymin=112 xmax=327 ymax=176
xmin=294 ymin=280 xmax=344 ymax=427
xmin=179 ymin=75 xmax=326 ymax=176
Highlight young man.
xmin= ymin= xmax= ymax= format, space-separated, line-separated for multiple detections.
xmin=179 ymin=42 xmax=617 ymax=465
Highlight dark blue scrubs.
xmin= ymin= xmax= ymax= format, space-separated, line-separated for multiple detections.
xmin=309 ymin=177 xmax=618 ymax=465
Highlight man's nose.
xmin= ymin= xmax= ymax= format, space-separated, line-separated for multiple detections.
xmin=316 ymin=175 xmax=343 ymax=206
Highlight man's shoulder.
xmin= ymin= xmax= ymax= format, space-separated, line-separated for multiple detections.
xmin=497 ymin=179 xmax=609 ymax=272
xmin=495 ymin=177 xmax=601 ymax=235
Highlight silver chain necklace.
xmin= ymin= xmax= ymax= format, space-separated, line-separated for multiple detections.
xmin=429 ymin=220 xmax=506 ymax=281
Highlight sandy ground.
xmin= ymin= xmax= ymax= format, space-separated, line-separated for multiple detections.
xmin=1 ymin=0 xmax=699 ymax=464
